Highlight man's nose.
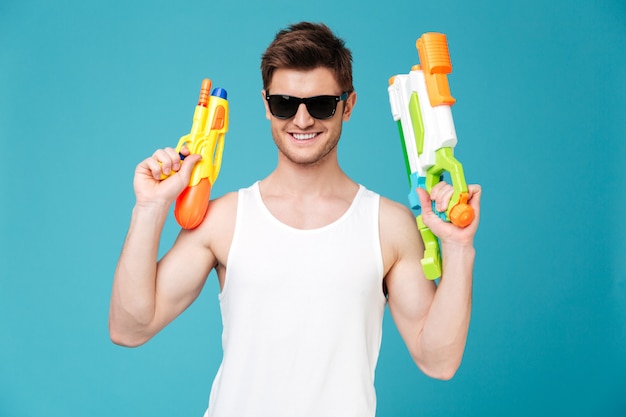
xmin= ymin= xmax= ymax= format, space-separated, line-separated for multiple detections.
xmin=292 ymin=103 xmax=315 ymax=128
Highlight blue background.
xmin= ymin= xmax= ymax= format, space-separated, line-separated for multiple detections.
xmin=1 ymin=0 xmax=625 ymax=416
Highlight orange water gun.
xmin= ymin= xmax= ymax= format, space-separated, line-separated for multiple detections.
xmin=162 ymin=78 xmax=229 ymax=229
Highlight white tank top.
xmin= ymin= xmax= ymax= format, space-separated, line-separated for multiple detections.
xmin=205 ymin=182 xmax=387 ymax=417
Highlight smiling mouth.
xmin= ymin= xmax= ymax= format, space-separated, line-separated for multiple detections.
xmin=291 ymin=133 xmax=318 ymax=141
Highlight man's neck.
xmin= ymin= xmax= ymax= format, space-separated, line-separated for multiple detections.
xmin=257 ymin=152 xmax=360 ymax=229
xmin=261 ymin=151 xmax=354 ymax=197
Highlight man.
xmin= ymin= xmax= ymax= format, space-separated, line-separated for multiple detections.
xmin=109 ymin=22 xmax=481 ymax=417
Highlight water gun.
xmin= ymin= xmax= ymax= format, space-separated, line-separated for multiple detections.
xmin=387 ymin=32 xmax=474 ymax=280
xmin=162 ymin=78 xmax=229 ymax=229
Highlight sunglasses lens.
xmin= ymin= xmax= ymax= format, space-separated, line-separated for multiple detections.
xmin=307 ymin=97 xmax=337 ymax=119
xmin=268 ymin=95 xmax=298 ymax=119
xmin=267 ymin=94 xmax=344 ymax=120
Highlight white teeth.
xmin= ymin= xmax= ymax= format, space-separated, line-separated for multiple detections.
xmin=292 ymin=133 xmax=317 ymax=141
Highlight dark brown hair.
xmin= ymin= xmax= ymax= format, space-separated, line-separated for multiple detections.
xmin=261 ymin=22 xmax=354 ymax=93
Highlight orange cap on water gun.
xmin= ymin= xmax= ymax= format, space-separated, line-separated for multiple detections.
xmin=416 ymin=33 xmax=456 ymax=107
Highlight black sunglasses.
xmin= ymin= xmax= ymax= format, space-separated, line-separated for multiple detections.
xmin=265 ymin=92 xmax=349 ymax=120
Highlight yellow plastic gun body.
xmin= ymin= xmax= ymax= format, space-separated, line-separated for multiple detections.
xmin=164 ymin=78 xmax=229 ymax=229
xmin=388 ymin=32 xmax=473 ymax=280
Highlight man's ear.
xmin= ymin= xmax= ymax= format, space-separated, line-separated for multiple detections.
xmin=342 ymin=91 xmax=357 ymax=121
xmin=261 ymin=89 xmax=272 ymax=120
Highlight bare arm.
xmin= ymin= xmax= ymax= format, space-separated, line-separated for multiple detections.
xmin=382 ymin=183 xmax=481 ymax=379
xmin=108 ymin=147 xmax=216 ymax=347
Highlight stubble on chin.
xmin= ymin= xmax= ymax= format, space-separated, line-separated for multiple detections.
xmin=272 ymin=128 xmax=342 ymax=166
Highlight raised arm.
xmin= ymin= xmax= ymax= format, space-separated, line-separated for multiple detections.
xmin=382 ymin=183 xmax=481 ymax=379
xmin=109 ymin=147 xmax=216 ymax=347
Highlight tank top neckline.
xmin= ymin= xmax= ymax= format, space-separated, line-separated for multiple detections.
xmin=251 ymin=181 xmax=366 ymax=233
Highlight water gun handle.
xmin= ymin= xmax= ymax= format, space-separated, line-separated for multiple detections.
xmin=161 ymin=78 xmax=229 ymax=229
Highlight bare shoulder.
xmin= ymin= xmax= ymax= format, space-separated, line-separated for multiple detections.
xmin=172 ymin=191 xmax=239 ymax=265
xmin=379 ymin=195 xmax=418 ymax=232
xmin=208 ymin=191 xmax=239 ymax=217
xmin=197 ymin=191 xmax=239 ymax=240
xmin=378 ymin=195 xmax=423 ymax=276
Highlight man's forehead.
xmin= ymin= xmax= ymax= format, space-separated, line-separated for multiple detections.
xmin=268 ymin=67 xmax=342 ymax=96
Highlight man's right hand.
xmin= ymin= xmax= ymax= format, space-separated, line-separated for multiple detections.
xmin=133 ymin=146 xmax=202 ymax=207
